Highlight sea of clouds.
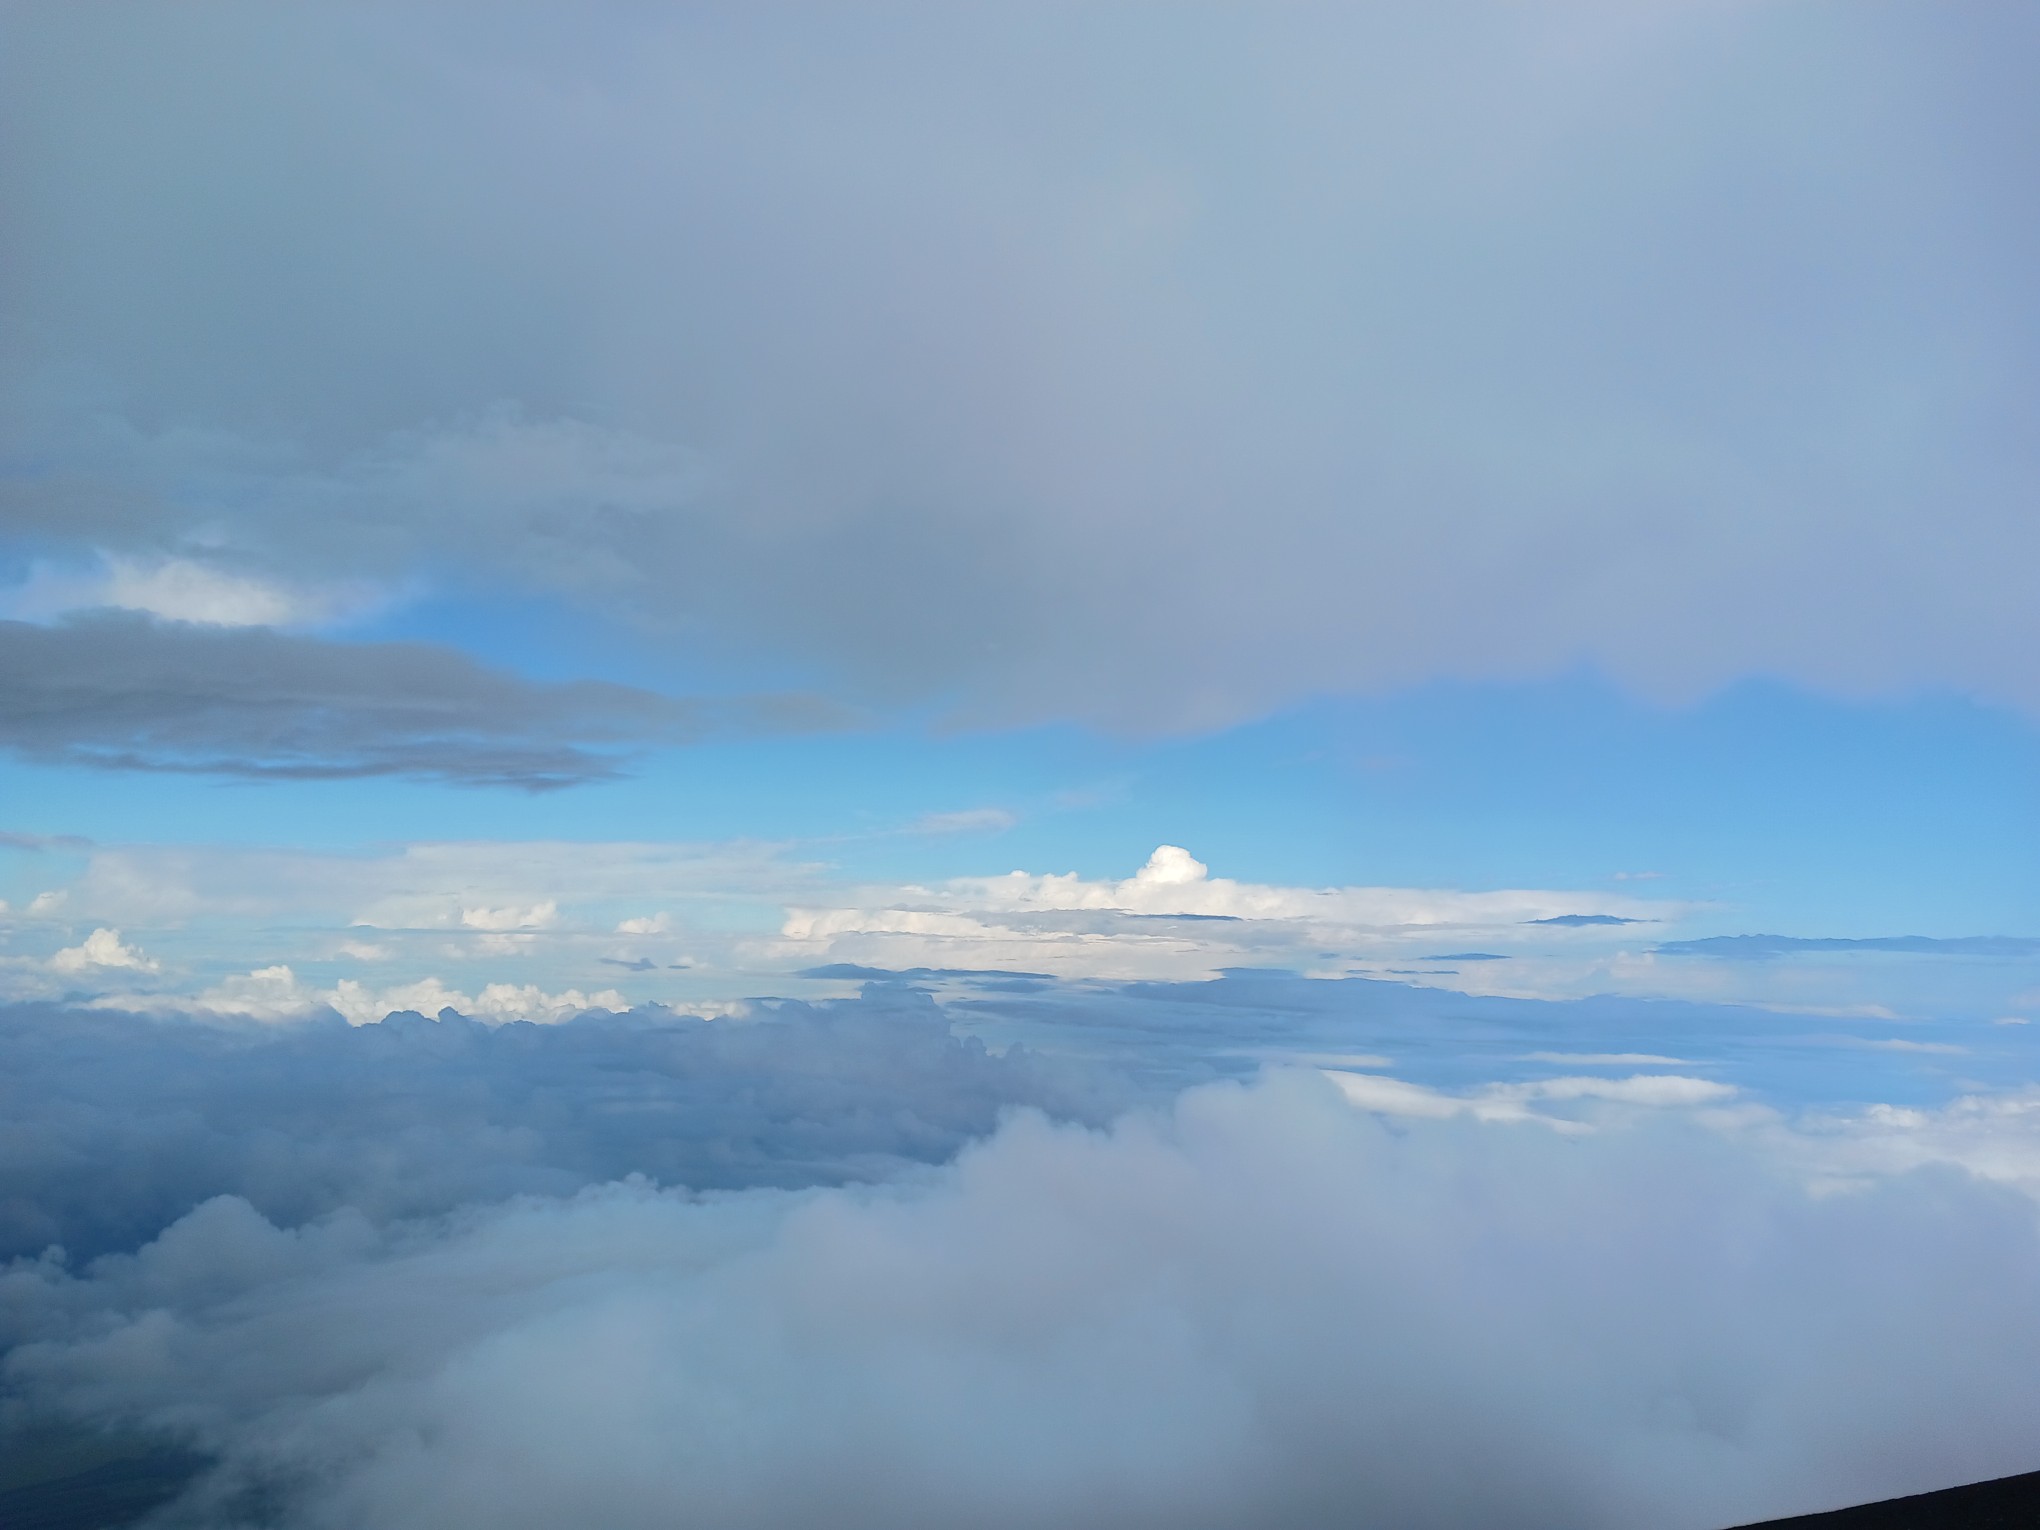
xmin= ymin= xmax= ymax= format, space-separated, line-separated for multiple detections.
xmin=6 ymin=984 xmax=2040 ymax=1529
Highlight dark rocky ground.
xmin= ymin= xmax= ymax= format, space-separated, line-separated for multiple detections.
xmin=1733 ymin=1470 xmax=2040 ymax=1530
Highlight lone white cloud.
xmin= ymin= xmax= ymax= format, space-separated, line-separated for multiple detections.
xmin=49 ymin=927 xmax=157 ymax=975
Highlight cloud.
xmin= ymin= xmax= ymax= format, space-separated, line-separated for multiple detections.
xmin=0 ymin=838 xmax=1697 ymax=1018
xmin=0 ymin=994 xmax=1117 ymax=1265
xmin=0 ymin=614 xmax=849 ymax=790
xmin=48 ymin=927 xmax=156 ymax=975
xmin=778 ymin=845 xmax=1673 ymax=984
xmin=19 ymin=837 xmax=2033 ymax=1025
xmin=324 ymin=977 xmax=623 ymax=1026
xmin=0 ymin=831 xmax=94 ymax=852
xmin=0 ymin=554 xmax=375 ymax=629
xmin=907 ymin=807 xmax=1019 ymax=835
xmin=75 ymin=963 xmax=632 ymax=1028
xmin=1324 ymin=1069 xmax=1736 ymax=1123
xmin=1661 ymin=935 xmax=2040 ymax=960
xmin=460 ymin=901 xmax=559 ymax=932
xmin=1524 ymin=1053 xmax=1694 ymax=1067
xmin=10 ymin=1071 xmax=2040 ymax=1529
xmin=1833 ymin=1037 xmax=1969 ymax=1057
xmin=5 ymin=6 xmax=2040 ymax=726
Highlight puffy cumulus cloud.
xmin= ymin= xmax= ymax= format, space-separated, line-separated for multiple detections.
xmin=10 ymin=1073 xmax=2040 ymax=1530
xmin=79 ymin=969 xmax=625 ymax=1027
xmin=459 ymin=901 xmax=559 ymax=932
xmin=6 ymin=5 xmax=2040 ymax=726
xmin=0 ymin=615 xmax=851 ymax=789
xmin=329 ymin=978 xmax=625 ymax=1027
xmin=47 ymin=927 xmax=156 ymax=975
xmin=0 ymin=993 xmax=1114 ymax=1264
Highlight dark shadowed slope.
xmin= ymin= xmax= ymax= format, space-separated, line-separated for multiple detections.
xmin=1733 ymin=1470 xmax=2040 ymax=1529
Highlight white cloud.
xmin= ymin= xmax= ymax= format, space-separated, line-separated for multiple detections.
xmin=26 ymin=890 xmax=67 ymax=916
xmin=1512 ymin=1074 xmax=1738 ymax=1108
xmin=49 ymin=927 xmax=157 ymax=975
xmin=1 ymin=838 xmax=1711 ymax=1007
xmin=1323 ymin=1069 xmax=1736 ymax=1126
xmin=92 ymin=964 xmax=320 ymax=1022
xmin=1321 ymin=1071 xmax=1507 ymax=1122
xmin=460 ymin=901 xmax=559 ymax=932
xmin=1523 ymin=1052 xmax=1693 ymax=1066
xmin=779 ymin=845 xmax=1675 ymax=985
xmin=36 ymin=837 xmax=2032 ymax=1025
xmin=327 ymin=976 xmax=623 ymax=1027
xmin=81 ymin=968 xmax=626 ymax=1027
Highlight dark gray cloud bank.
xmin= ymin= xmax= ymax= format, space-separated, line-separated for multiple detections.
xmin=6 ymin=4 xmax=2040 ymax=725
xmin=0 ymin=992 xmax=1115 ymax=1265
xmin=4 ymin=982 xmax=2040 ymax=1528
xmin=0 ymin=615 xmax=845 ymax=788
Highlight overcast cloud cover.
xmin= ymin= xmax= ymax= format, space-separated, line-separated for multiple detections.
xmin=6 ymin=4 xmax=2040 ymax=1527
xmin=6 ymin=2 xmax=2040 ymax=727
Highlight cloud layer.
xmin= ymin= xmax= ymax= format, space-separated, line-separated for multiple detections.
xmin=0 ymin=996 xmax=1114 ymax=1266
xmin=10 ymin=1070 xmax=2040 ymax=1529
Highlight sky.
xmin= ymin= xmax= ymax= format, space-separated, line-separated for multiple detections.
xmin=4 ymin=5 xmax=2040 ymax=1528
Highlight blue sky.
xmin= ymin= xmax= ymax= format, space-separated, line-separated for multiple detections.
xmin=5 ymin=665 xmax=2036 ymax=935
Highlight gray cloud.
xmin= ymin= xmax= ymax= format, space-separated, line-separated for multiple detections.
xmin=3 ymin=5 xmax=2038 ymax=725
xmin=0 ymin=614 xmax=847 ymax=789
xmin=9 ymin=1073 xmax=2040 ymax=1530
xmin=0 ymin=993 xmax=1118 ymax=1266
